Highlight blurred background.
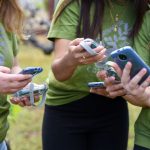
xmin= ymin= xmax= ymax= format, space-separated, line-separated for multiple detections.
xmin=6 ymin=0 xmax=141 ymax=150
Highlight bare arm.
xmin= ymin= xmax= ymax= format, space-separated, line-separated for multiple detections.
xmin=52 ymin=38 xmax=106 ymax=81
xmin=51 ymin=39 xmax=78 ymax=81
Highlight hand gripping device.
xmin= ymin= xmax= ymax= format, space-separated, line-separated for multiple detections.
xmin=13 ymin=83 xmax=48 ymax=107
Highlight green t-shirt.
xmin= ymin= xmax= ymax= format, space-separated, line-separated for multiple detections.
xmin=47 ymin=2 xmax=150 ymax=148
xmin=47 ymin=0 xmax=136 ymax=106
xmin=46 ymin=1 xmax=135 ymax=105
xmin=133 ymin=11 xmax=150 ymax=149
xmin=0 ymin=22 xmax=19 ymax=142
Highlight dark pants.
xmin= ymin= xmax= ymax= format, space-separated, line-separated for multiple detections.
xmin=42 ymin=94 xmax=129 ymax=150
xmin=134 ymin=145 xmax=150 ymax=150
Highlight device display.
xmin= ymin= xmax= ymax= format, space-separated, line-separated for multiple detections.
xmin=110 ymin=46 xmax=150 ymax=84
xmin=19 ymin=67 xmax=43 ymax=77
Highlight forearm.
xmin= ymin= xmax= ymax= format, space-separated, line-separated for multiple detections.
xmin=123 ymin=94 xmax=150 ymax=108
xmin=52 ymin=52 xmax=77 ymax=81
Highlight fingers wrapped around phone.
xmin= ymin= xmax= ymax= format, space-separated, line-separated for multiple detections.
xmin=69 ymin=44 xmax=105 ymax=65
xmin=90 ymin=88 xmax=112 ymax=98
xmin=121 ymin=62 xmax=150 ymax=96
xmin=122 ymin=62 xmax=146 ymax=89
xmin=10 ymin=96 xmax=31 ymax=107
xmin=79 ymin=46 xmax=106 ymax=65
xmin=68 ymin=38 xmax=106 ymax=66
xmin=10 ymin=94 xmax=40 ymax=107
xmin=104 ymin=77 xmax=127 ymax=98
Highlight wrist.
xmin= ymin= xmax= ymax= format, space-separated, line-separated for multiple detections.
xmin=64 ymin=51 xmax=79 ymax=67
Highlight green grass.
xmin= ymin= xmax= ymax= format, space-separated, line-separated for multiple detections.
xmin=7 ymin=43 xmax=141 ymax=150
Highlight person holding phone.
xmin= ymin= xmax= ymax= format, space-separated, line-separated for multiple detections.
xmin=118 ymin=10 xmax=150 ymax=150
xmin=0 ymin=0 xmax=33 ymax=149
xmin=42 ymin=0 xmax=149 ymax=150
xmin=96 ymin=9 xmax=150 ymax=150
xmin=116 ymin=62 xmax=150 ymax=150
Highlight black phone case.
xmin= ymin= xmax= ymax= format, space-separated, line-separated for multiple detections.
xmin=110 ymin=46 xmax=150 ymax=84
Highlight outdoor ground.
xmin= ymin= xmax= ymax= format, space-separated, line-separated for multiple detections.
xmin=7 ymin=43 xmax=141 ymax=150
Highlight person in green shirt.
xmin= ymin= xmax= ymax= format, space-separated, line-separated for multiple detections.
xmin=0 ymin=0 xmax=33 ymax=149
xmin=42 ymin=0 xmax=148 ymax=150
xmin=95 ymin=9 xmax=150 ymax=150
xmin=119 ymin=11 xmax=150 ymax=150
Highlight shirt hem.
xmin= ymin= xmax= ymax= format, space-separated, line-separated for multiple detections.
xmin=45 ymin=93 xmax=89 ymax=106
xmin=135 ymin=133 xmax=150 ymax=149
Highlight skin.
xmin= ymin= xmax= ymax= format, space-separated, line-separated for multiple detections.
xmin=92 ymin=61 xmax=150 ymax=107
xmin=120 ymin=62 xmax=150 ymax=107
xmin=10 ymin=94 xmax=40 ymax=107
xmin=51 ymin=38 xmax=122 ymax=97
xmin=52 ymin=38 xmax=136 ymax=98
xmin=0 ymin=57 xmax=40 ymax=107
xmin=90 ymin=61 xmax=127 ymax=98
xmin=51 ymin=38 xmax=106 ymax=81
xmin=0 ymin=58 xmax=32 ymax=94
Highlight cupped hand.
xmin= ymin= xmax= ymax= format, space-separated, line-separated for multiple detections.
xmin=95 ymin=61 xmax=126 ymax=98
xmin=68 ymin=38 xmax=106 ymax=66
xmin=120 ymin=62 xmax=150 ymax=107
xmin=10 ymin=94 xmax=40 ymax=107
xmin=103 ymin=76 xmax=127 ymax=98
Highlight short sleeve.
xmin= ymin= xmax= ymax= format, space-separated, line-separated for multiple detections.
xmin=47 ymin=1 xmax=80 ymax=41
xmin=133 ymin=10 xmax=150 ymax=65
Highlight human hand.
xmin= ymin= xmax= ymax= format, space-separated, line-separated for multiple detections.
xmin=95 ymin=61 xmax=126 ymax=98
xmin=10 ymin=94 xmax=40 ymax=107
xmin=68 ymin=38 xmax=106 ymax=66
xmin=0 ymin=66 xmax=32 ymax=94
xmin=90 ymin=87 xmax=111 ymax=98
xmin=121 ymin=62 xmax=150 ymax=107
xmin=10 ymin=83 xmax=45 ymax=107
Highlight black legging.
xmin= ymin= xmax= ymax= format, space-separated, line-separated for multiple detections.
xmin=42 ymin=94 xmax=129 ymax=150
xmin=134 ymin=145 xmax=150 ymax=150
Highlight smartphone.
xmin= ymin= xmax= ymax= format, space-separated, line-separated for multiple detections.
xmin=105 ymin=65 xmax=120 ymax=81
xmin=13 ymin=84 xmax=48 ymax=97
xmin=19 ymin=67 xmax=43 ymax=76
xmin=88 ymin=82 xmax=105 ymax=88
xmin=13 ymin=84 xmax=48 ymax=107
xmin=110 ymin=46 xmax=150 ymax=84
xmin=80 ymin=38 xmax=99 ymax=55
xmin=88 ymin=66 xmax=120 ymax=88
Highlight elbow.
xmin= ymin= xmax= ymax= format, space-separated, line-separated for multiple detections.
xmin=54 ymin=74 xmax=68 ymax=82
